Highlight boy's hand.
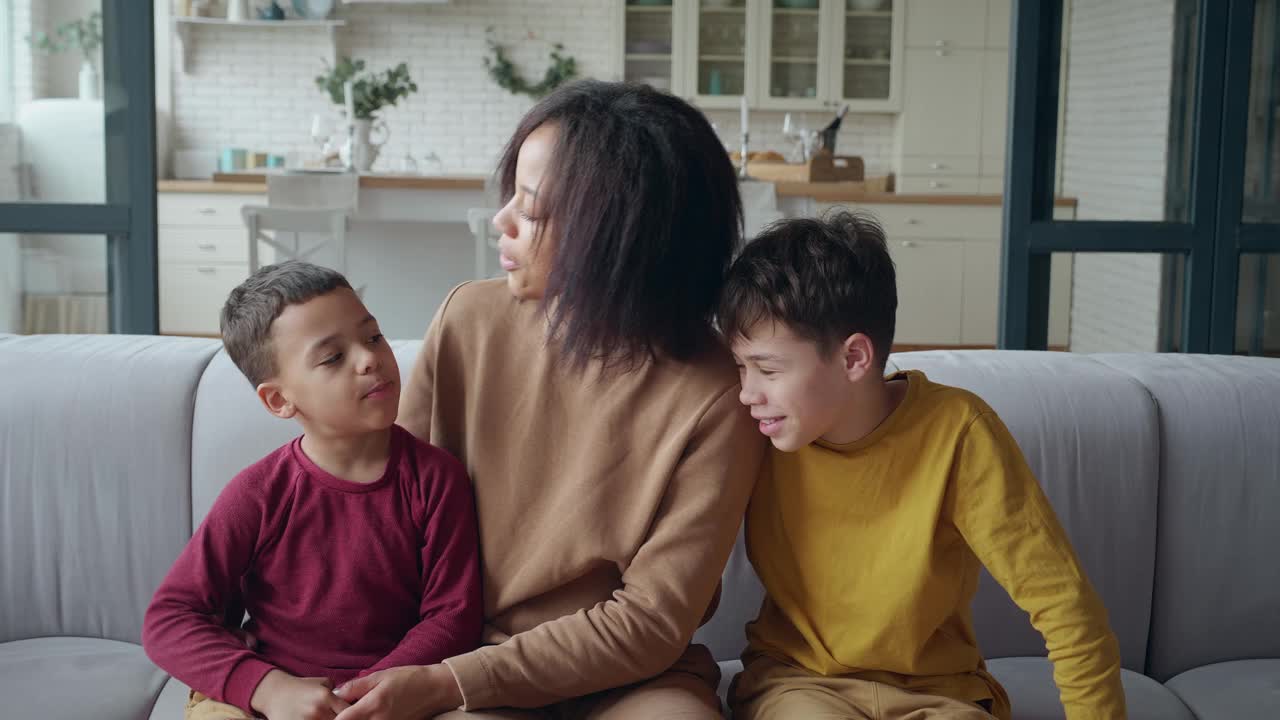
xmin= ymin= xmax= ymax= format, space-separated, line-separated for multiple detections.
xmin=251 ymin=670 xmax=350 ymax=720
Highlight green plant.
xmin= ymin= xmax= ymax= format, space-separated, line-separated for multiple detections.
xmin=27 ymin=10 xmax=102 ymax=62
xmin=315 ymin=57 xmax=419 ymax=120
xmin=483 ymin=29 xmax=577 ymax=99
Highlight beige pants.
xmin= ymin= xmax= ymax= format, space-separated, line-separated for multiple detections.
xmin=435 ymin=644 xmax=724 ymax=720
xmin=184 ymin=691 xmax=254 ymax=720
xmin=729 ymin=656 xmax=998 ymax=720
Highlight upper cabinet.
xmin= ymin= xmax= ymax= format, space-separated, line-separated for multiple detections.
xmin=615 ymin=0 xmax=902 ymax=112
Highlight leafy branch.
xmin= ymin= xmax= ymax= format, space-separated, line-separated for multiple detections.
xmin=483 ymin=29 xmax=577 ymax=99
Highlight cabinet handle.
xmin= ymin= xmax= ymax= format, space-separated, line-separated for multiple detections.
xmin=936 ymin=49 xmax=950 ymax=57
xmin=935 ymin=40 xmax=949 ymax=47
xmin=197 ymin=208 xmax=217 ymax=215
xmin=906 ymin=218 xmax=920 ymax=225
xmin=902 ymin=240 xmax=919 ymax=248
xmin=930 ymin=181 xmax=946 ymax=188
xmin=197 ymin=266 xmax=216 ymax=274
xmin=196 ymin=243 xmax=217 ymax=251
xmin=929 ymin=162 xmax=946 ymax=170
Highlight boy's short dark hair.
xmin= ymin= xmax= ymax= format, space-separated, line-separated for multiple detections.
xmin=719 ymin=210 xmax=897 ymax=367
xmin=220 ymin=260 xmax=353 ymax=386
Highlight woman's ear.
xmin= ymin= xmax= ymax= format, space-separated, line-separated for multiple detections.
xmin=841 ymin=332 xmax=879 ymax=383
xmin=256 ymin=382 xmax=296 ymax=420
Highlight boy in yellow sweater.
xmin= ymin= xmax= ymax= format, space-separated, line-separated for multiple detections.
xmin=719 ymin=212 xmax=1126 ymax=720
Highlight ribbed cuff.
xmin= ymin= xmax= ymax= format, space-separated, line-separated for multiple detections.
xmin=443 ymin=650 xmax=495 ymax=711
xmin=223 ymin=656 xmax=277 ymax=714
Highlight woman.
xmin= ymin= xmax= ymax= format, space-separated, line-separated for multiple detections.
xmin=334 ymin=80 xmax=764 ymax=719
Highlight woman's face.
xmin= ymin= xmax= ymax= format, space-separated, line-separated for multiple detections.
xmin=493 ymin=123 xmax=558 ymax=301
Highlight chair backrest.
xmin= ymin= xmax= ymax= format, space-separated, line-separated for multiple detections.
xmin=266 ymin=172 xmax=358 ymax=210
xmin=467 ymin=208 xmax=501 ymax=280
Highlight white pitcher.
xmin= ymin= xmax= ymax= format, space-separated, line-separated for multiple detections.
xmin=340 ymin=118 xmax=390 ymax=172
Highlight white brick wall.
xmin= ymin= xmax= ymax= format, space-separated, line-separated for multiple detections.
xmin=166 ymin=0 xmax=894 ymax=176
xmin=1060 ymin=0 xmax=1174 ymax=353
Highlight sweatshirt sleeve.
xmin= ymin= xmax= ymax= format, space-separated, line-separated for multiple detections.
xmin=442 ymin=387 xmax=764 ymax=709
xmin=363 ymin=453 xmax=483 ymax=673
xmin=141 ymin=473 xmax=279 ymax=714
xmin=951 ymin=411 xmax=1127 ymax=720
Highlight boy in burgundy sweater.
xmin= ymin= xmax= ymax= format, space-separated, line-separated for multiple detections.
xmin=143 ymin=261 xmax=482 ymax=720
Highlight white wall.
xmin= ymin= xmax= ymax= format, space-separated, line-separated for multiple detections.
xmin=0 ymin=123 xmax=19 ymax=333
xmin=162 ymin=0 xmax=894 ymax=176
xmin=1060 ymin=0 xmax=1175 ymax=353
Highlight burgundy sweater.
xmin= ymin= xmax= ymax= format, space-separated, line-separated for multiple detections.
xmin=143 ymin=425 xmax=482 ymax=713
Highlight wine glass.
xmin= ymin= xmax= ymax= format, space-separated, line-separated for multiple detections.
xmin=782 ymin=112 xmax=810 ymax=162
xmin=310 ymin=113 xmax=335 ymax=162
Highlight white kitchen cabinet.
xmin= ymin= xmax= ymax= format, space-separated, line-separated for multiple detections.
xmin=615 ymin=1 xmax=903 ymax=112
xmin=158 ymin=192 xmax=267 ymax=336
xmin=904 ymin=0 xmax=987 ymax=49
xmin=980 ymin=48 xmax=1009 ymax=163
xmin=899 ymin=47 xmax=984 ymax=159
xmin=986 ymin=0 xmax=1011 ymax=48
xmin=682 ymin=1 xmax=757 ymax=109
xmin=813 ymin=199 xmax=1077 ymax=348
xmin=889 ymin=237 xmax=965 ymax=344
xmin=896 ymin=176 xmax=982 ymax=194
xmin=615 ymin=1 xmax=689 ymax=96
xmin=896 ymin=0 xmax=1011 ymax=197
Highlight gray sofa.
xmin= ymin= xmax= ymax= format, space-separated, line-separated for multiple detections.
xmin=1 ymin=333 xmax=1277 ymax=719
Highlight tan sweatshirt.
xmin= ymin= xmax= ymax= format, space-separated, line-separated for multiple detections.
xmin=398 ymin=280 xmax=764 ymax=710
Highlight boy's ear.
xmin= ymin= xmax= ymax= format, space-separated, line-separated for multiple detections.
xmin=256 ymin=381 xmax=297 ymax=420
xmin=841 ymin=332 xmax=879 ymax=382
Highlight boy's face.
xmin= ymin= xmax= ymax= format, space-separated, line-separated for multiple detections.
xmin=257 ymin=287 xmax=401 ymax=437
xmin=731 ymin=321 xmax=872 ymax=452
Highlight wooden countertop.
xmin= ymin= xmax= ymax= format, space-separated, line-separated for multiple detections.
xmin=157 ymin=173 xmax=488 ymax=194
xmin=158 ymin=176 xmax=1076 ymax=208
xmin=774 ymin=180 xmax=1078 ymax=207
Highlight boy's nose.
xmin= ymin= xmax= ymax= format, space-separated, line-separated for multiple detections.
xmin=739 ymin=384 xmax=763 ymax=407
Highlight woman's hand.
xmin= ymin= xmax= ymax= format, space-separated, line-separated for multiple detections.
xmin=332 ymin=664 xmax=463 ymax=720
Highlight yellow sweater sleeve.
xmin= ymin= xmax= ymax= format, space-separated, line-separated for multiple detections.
xmin=951 ymin=412 xmax=1127 ymax=720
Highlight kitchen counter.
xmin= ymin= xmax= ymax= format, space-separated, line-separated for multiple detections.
xmin=773 ymin=181 xmax=1078 ymax=207
xmin=158 ymin=173 xmax=488 ymax=194
xmin=159 ymin=176 xmax=1076 ymax=209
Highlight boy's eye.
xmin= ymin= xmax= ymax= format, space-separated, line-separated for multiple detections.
xmin=759 ymin=369 xmax=777 ymax=377
xmin=319 ymin=353 xmax=343 ymax=367
xmin=368 ymin=333 xmax=384 ymax=345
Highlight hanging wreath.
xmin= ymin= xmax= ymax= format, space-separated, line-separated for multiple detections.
xmin=483 ymin=28 xmax=578 ymax=99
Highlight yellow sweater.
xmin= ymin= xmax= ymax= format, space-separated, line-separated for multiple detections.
xmin=745 ymin=370 xmax=1126 ymax=720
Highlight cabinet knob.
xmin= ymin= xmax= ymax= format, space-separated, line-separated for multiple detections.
xmin=197 ymin=266 xmax=216 ymax=274
xmin=929 ymin=162 xmax=945 ymax=170
xmin=935 ymin=40 xmax=949 ymax=48
xmin=196 ymin=243 xmax=217 ymax=251
xmin=906 ymin=218 xmax=920 ymax=224
xmin=902 ymin=240 xmax=919 ymax=248
xmin=936 ymin=49 xmax=950 ymax=57
xmin=930 ymin=181 xmax=946 ymax=188
xmin=198 ymin=208 xmax=217 ymax=215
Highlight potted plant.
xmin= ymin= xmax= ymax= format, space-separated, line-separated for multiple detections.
xmin=27 ymin=11 xmax=103 ymax=100
xmin=315 ymin=57 xmax=418 ymax=171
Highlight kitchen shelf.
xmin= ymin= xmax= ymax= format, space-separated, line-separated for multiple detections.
xmin=173 ymin=17 xmax=346 ymax=73
xmin=626 ymin=5 xmax=676 ymax=13
xmin=846 ymin=10 xmax=892 ymax=17
xmin=625 ymin=53 xmax=673 ymax=61
xmin=771 ymin=56 xmax=821 ymax=63
xmin=772 ymin=8 xmax=821 ymax=15
xmin=700 ymin=6 xmax=747 ymax=13
xmin=845 ymin=58 xmax=891 ymax=65
xmin=700 ymin=54 xmax=746 ymax=61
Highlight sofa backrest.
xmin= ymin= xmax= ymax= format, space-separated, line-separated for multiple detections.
xmin=0 ymin=334 xmax=220 ymax=644
xmin=1094 ymin=354 xmax=1280 ymax=680
xmin=696 ymin=350 xmax=1163 ymax=674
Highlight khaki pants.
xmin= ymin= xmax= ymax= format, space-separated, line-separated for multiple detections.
xmin=729 ymin=656 xmax=999 ymax=720
xmin=435 ymin=644 xmax=724 ymax=720
xmin=184 ymin=691 xmax=253 ymax=720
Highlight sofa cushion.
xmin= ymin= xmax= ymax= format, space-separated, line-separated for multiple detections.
xmin=1164 ymin=659 xmax=1280 ymax=719
xmin=715 ymin=657 xmax=1194 ymax=719
xmin=0 ymin=637 xmax=169 ymax=720
xmin=0 ymin=334 xmax=221 ymax=644
xmin=986 ymin=657 xmax=1194 ymax=720
xmin=149 ymin=675 xmax=193 ymax=720
xmin=1094 ymin=354 xmax=1280 ymax=680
